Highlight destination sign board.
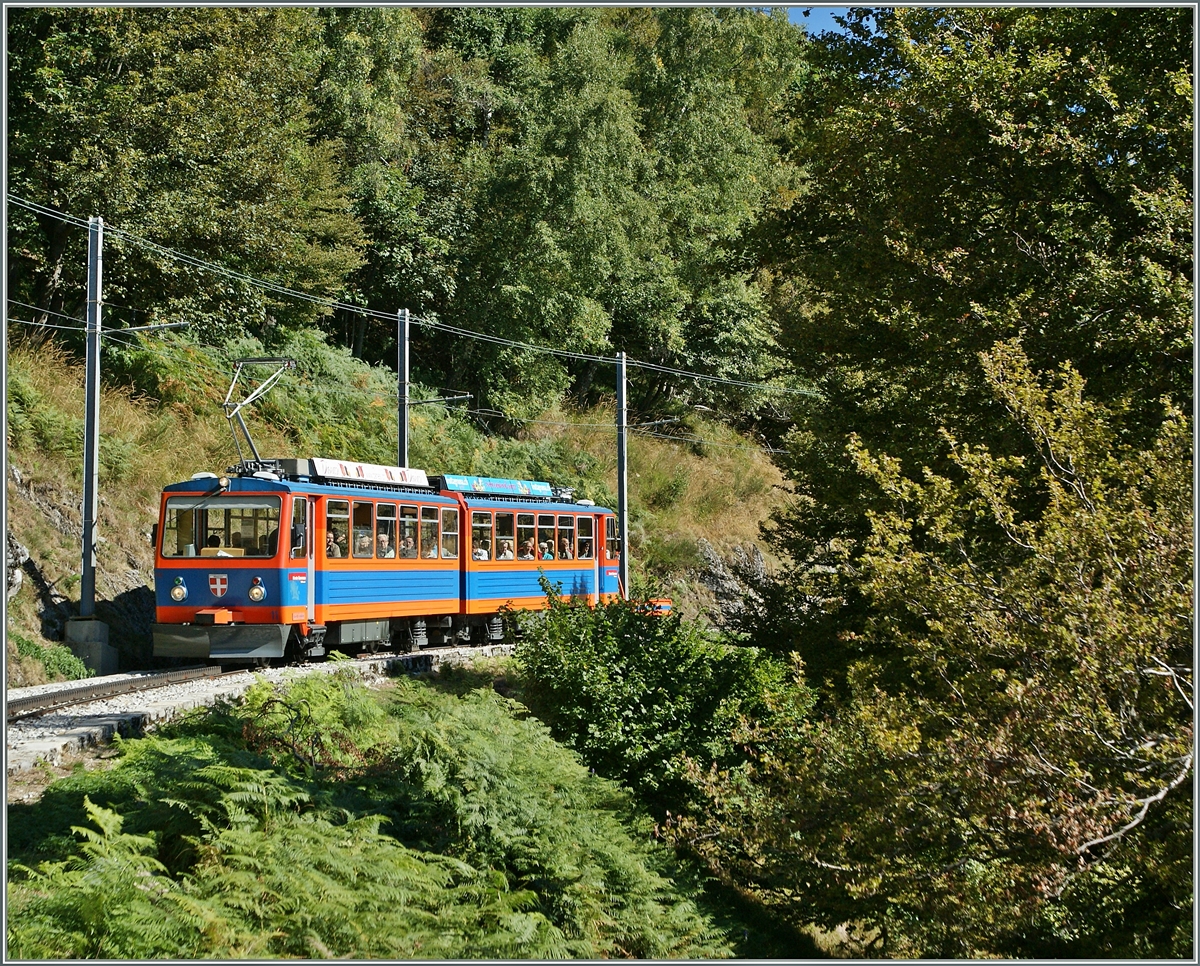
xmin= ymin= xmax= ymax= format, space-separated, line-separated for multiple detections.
xmin=440 ymin=474 xmax=554 ymax=498
xmin=311 ymin=457 xmax=430 ymax=487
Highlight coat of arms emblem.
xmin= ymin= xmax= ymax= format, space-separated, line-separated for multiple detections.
xmin=209 ymin=573 xmax=228 ymax=598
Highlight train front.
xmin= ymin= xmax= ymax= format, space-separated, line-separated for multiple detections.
xmin=152 ymin=471 xmax=314 ymax=662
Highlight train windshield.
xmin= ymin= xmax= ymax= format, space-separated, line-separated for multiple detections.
xmin=161 ymin=494 xmax=282 ymax=558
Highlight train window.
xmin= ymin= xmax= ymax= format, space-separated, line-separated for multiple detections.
xmin=420 ymin=506 xmax=439 ymax=559
xmin=290 ymin=498 xmax=308 ymax=559
xmin=517 ymin=513 xmax=536 ymax=559
xmin=441 ymin=508 xmax=459 ymax=558
xmin=578 ymin=516 xmax=594 ymax=559
xmin=228 ymin=505 xmax=268 ymax=554
xmin=495 ymin=512 xmax=515 ymax=560
xmin=557 ymin=515 xmax=575 ymax=559
xmin=376 ymin=503 xmax=397 ymax=558
xmin=471 ymin=511 xmax=492 ymax=560
xmin=161 ymin=495 xmax=280 ymax=557
xmin=606 ymin=515 xmax=620 ymax=560
xmin=398 ymin=505 xmax=418 ymax=558
xmin=326 ymin=500 xmax=349 ymax=558
xmin=352 ymin=501 xmax=374 ymax=557
xmin=537 ymin=514 xmax=556 ymax=559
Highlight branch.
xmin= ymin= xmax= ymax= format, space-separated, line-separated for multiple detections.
xmin=1143 ymin=656 xmax=1194 ymax=710
xmin=810 ymin=856 xmax=860 ymax=873
xmin=1030 ymin=744 xmax=1102 ymax=795
xmin=1076 ymin=752 xmax=1194 ymax=855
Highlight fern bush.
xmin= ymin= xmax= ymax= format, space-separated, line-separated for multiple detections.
xmin=380 ymin=680 xmax=733 ymax=959
xmin=10 ymin=630 xmax=92 ymax=681
xmin=7 ymin=791 xmax=567 ymax=959
xmin=5 ymin=365 xmax=83 ymax=460
xmin=7 ymin=669 xmax=731 ymax=959
xmin=101 ymin=334 xmax=230 ymax=407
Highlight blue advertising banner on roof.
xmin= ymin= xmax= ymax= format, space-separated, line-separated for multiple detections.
xmin=441 ymin=474 xmax=554 ymax=498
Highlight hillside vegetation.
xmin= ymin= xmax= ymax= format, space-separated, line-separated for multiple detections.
xmin=5 ymin=333 xmax=782 ymax=681
xmin=6 ymin=664 xmax=735 ymax=959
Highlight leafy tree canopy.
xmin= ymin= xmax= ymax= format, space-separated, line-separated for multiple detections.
xmin=8 ymin=6 xmax=811 ymax=422
xmin=672 ymin=342 xmax=1192 ymax=957
xmin=756 ymin=5 xmax=1192 ymax=686
xmin=7 ymin=7 xmax=366 ymax=342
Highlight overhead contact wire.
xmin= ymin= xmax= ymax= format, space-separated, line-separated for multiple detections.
xmin=8 ymin=193 xmax=819 ymax=398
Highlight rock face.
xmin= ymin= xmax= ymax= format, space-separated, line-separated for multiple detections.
xmin=8 ymin=461 xmax=156 ymax=664
xmin=7 ymin=528 xmax=30 ymax=601
xmin=695 ymin=538 xmax=766 ymax=628
xmin=9 ymin=463 xmax=82 ymax=541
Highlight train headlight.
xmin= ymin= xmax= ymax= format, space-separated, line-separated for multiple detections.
xmin=169 ymin=577 xmax=188 ymax=602
xmin=247 ymin=577 xmax=266 ymax=602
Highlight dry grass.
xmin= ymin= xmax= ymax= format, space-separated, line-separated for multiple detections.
xmin=523 ymin=402 xmax=785 ymax=575
xmin=8 ymin=342 xmax=295 ymax=501
xmin=6 ymin=341 xmax=784 ymax=663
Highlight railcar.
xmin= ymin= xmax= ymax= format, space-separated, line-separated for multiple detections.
xmin=151 ymin=457 xmax=622 ymax=663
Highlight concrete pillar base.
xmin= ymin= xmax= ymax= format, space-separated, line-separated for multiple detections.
xmin=65 ymin=617 xmax=118 ymax=676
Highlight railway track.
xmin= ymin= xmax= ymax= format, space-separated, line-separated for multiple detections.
xmin=6 ymin=666 xmax=235 ymax=722
xmin=6 ymin=645 xmax=516 ymax=775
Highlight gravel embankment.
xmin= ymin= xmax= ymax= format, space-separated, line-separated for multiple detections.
xmin=6 ymin=645 xmax=513 ymax=775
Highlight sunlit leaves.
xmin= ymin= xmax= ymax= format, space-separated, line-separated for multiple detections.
xmin=681 ymin=342 xmax=1192 ymax=956
xmin=6 ymin=670 xmax=732 ymax=959
xmin=761 ymin=2 xmax=1192 ymax=693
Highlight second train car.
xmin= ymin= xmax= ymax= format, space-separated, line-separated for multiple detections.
xmin=152 ymin=457 xmax=622 ymax=662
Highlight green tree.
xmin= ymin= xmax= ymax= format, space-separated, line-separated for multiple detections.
xmin=309 ymin=7 xmax=469 ymax=361
xmin=616 ymin=7 xmax=807 ymax=415
xmin=755 ymin=5 xmax=1193 ymax=692
xmin=349 ymin=7 xmax=810 ymax=423
xmin=8 ymin=6 xmax=813 ymax=424
xmin=672 ymin=342 xmax=1192 ymax=957
xmin=7 ymin=7 xmax=365 ymax=344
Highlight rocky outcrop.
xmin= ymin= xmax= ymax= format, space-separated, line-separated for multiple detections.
xmin=695 ymin=538 xmax=766 ymax=628
xmin=7 ymin=528 xmax=30 ymax=601
xmin=9 ymin=462 xmax=82 ymax=541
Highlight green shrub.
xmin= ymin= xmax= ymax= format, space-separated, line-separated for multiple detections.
xmin=514 ymin=583 xmax=813 ymax=808
xmin=11 ymin=631 xmax=92 ymax=681
xmin=101 ymin=334 xmax=229 ymax=406
xmin=7 ymin=784 xmax=563 ymax=959
xmin=647 ymin=467 xmax=690 ymax=509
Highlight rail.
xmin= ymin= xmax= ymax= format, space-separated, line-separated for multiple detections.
xmin=6 ymin=666 xmax=229 ymax=722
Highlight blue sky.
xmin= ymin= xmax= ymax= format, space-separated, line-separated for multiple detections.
xmin=785 ymin=7 xmax=851 ymax=36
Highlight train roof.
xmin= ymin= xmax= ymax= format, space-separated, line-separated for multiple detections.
xmin=163 ymin=457 xmax=610 ymax=512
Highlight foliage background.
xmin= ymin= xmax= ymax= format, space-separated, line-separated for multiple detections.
xmin=7 ymin=6 xmax=809 ymax=420
xmin=5 ymin=5 xmax=1192 ymax=958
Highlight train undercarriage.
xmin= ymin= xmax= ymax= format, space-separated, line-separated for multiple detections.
xmin=153 ymin=612 xmax=513 ymax=666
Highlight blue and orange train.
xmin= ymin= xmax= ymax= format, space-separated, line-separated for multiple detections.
xmin=152 ymin=457 xmax=623 ymax=662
